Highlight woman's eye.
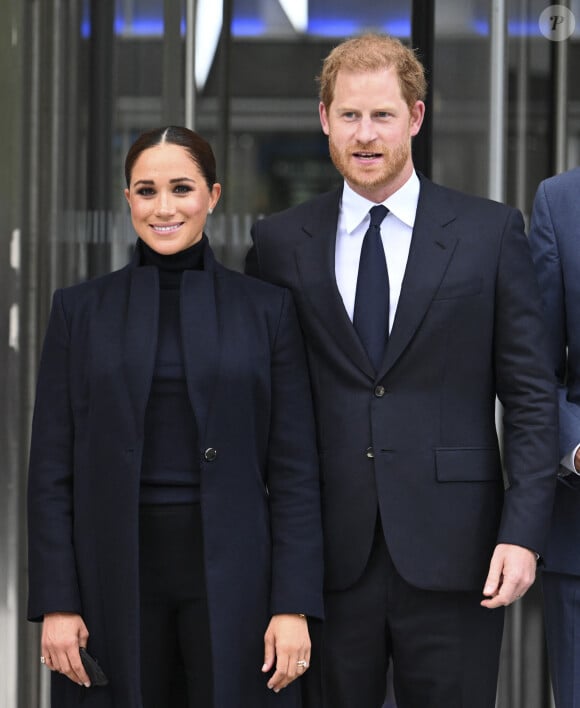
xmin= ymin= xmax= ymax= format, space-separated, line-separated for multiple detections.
xmin=137 ymin=187 xmax=155 ymax=197
xmin=174 ymin=184 xmax=192 ymax=194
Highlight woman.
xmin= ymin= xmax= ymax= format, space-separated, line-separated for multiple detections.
xmin=27 ymin=126 xmax=324 ymax=708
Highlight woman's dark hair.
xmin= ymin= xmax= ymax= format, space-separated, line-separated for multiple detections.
xmin=124 ymin=126 xmax=217 ymax=190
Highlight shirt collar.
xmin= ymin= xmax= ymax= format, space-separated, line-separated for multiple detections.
xmin=341 ymin=170 xmax=420 ymax=234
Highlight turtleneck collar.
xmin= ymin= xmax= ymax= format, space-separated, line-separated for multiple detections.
xmin=137 ymin=235 xmax=208 ymax=272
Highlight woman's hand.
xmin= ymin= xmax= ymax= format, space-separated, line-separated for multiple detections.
xmin=41 ymin=612 xmax=91 ymax=686
xmin=262 ymin=613 xmax=310 ymax=692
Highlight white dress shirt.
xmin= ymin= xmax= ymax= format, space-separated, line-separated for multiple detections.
xmin=335 ymin=171 xmax=420 ymax=333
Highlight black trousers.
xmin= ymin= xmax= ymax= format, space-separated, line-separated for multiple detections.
xmin=303 ymin=521 xmax=504 ymax=708
xmin=139 ymin=504 xmax=213 ymax=708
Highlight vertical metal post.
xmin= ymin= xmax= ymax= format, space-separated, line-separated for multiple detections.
xmin=185 ymin=0 xmax=197 ymax=129
xmin=488 ymin=5 xmax=526 ymax=708
xmin=488 ymin=0 xmax=507 ymax=202
xmin=216 ymin=0 xmax=232 ymax=213
xmin=552 ymin=23 xmax=568 ymax=174
xmin=0 ymin=0 xmax=25 ymax=704
xmin=514 ymin=0 xmax=529 ymax=213
xmin=162 ymin=0 xmax=183 ymax=125
xmin=87 ymin=0 xmax=115 ymax=276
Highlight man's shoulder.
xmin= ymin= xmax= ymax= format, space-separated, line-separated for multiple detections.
xmin=418 ymin=175 xmax=518 ymax=223
xmin=421 ymin=174 xmax=510 ymax=208
xmin=256 ymin=187 xmax=342 ymax=230
xmin=541 ymin=166 xmax=580 ymax=194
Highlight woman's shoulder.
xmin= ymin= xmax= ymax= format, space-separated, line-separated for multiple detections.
xmin=216 ymin=261 xmax=287 ymax=297
xmin=54 ymin=265 xmax=131 ymax=307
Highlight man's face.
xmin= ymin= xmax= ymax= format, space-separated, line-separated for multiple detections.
xmin=319 ymin=67 xmax=424 ymax=202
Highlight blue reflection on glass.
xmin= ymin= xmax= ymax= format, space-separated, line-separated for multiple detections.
xmin=472 ymin=18 xmax=543 ymax=37
xmin=80 ymin=2 xmax=411 ymax=39
xmin=232 ymin=18 xmax=267 ymax=36
xmin=308 ymin=18 xmax=410 ymax=37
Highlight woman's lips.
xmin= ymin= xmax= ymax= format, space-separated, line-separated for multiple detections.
xmin=150 ymin=222 xmax=184 ymax=234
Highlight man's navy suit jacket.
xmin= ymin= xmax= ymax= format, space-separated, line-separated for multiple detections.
xmin=247 ymin=174 xmax=558 ymax=593
xmin=529 ymin=167 xmax=580 ymax=576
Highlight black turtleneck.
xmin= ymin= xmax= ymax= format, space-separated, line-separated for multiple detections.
xmin=138 ymin=236 xmax=207 ymax=505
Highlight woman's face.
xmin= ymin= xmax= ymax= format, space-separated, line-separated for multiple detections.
xmin=124 ymin=142 xmax=221 ymax=255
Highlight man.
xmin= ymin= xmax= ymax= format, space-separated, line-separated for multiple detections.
xmin=529 ymin=167 xmax=580 ymax=708
xmin=246 ymin=34 xmax=557 ymax=708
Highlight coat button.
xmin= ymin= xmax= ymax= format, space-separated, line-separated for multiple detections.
xmin=374 ymin=385 xmax=385 ymax=397
xmin=204 ymin=447 xmax=217 ymax=462
xmin=365 ymin=447 xmax=375 ymax=459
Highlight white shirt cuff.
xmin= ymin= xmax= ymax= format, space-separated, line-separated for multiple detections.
xmin=560 ymin=444 xmax=580 ymax=476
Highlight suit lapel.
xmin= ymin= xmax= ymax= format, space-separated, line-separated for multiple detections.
xmin=380 ymin=178 xmax=458 ymax=377
xmin=295 ymin=188 xmax=376 ymax=379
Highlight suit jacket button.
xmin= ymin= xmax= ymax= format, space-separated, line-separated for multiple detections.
xmin=365 ymin=447 xmax=375 ymax=459
xmin=374 ymin=385 xmax=385 ymax=397
xmin=204 ymin=447 xmax=217 ymax=462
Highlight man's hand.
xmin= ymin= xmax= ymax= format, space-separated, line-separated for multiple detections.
xmin=262 ymin=613 xmax=310 ymax=692
xmin=41 ymin=612 xmax=91 ymax=687
xmin=480 ymin=543 xmax=537 ymax=609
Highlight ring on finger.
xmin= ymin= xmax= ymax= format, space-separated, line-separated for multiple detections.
xmin=296 ymin=659 xmax=308 ymax=668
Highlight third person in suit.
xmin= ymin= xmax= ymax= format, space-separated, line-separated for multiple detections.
xmin=529 ymin=167 xmax=580 ymax=708
xmin=245 ymin=33 xmax=558 ymax=708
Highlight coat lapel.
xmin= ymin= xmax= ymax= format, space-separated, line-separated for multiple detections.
xmin=124 ymin=263 xmax=159 ymax=432
xmin=295 ymin=188 xmax=376 ymax=379
xmin=122 ymin=243 xmax=220 ymax=443
xmin=379 ymin=178 xmax=458 ymax=378
xmin=180 ymin=247 xmax=220 ymax=442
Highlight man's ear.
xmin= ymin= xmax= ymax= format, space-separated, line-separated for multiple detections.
xmin=319 ymin=102 xmax=331 ymax=136
xmin=409 ymin=100 xmax=425 ymax=137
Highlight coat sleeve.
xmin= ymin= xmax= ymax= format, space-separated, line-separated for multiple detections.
xmin=27 ymin=289 xmax=82 ymax=621
xmin=493 ymin=206 xmax=559 ymax=553
xmin=529 ymin=178 xmax=580 ymax=489
xmin=266 ymin=289 xmax=324 ymax=620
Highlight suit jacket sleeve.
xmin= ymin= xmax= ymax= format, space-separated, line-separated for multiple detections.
xmin=27 ymin=289 xmax=82 ymax=621
xmin=529 ymin=178 xmax=580 ymax=489
xmin=493 ymin=206 xmax=559 ymax=549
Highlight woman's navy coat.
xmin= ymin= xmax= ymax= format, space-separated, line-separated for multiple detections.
xmin=27 ymin=242 xmax=324 ymax=708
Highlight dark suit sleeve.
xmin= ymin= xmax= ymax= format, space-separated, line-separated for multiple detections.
xmin=27 ymin=290 xmax=82 ymax=621
xmin=493 ymin=208 xmax=559 ymax=551
xmin=529 ymin=179 xmax=580 ymax=488
xmin=266 ymin=289 xmax=324 ymax=619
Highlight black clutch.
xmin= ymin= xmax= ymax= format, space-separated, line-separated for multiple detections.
xmin=79 ymin=647 xmax=109 ymax=687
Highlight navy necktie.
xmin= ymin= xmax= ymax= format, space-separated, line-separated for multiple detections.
xmin=353 ymin=204 xmax=390 ymax=370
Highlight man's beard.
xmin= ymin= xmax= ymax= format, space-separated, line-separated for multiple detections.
xmin=328 ymin=138 xmax=410 ymax=193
